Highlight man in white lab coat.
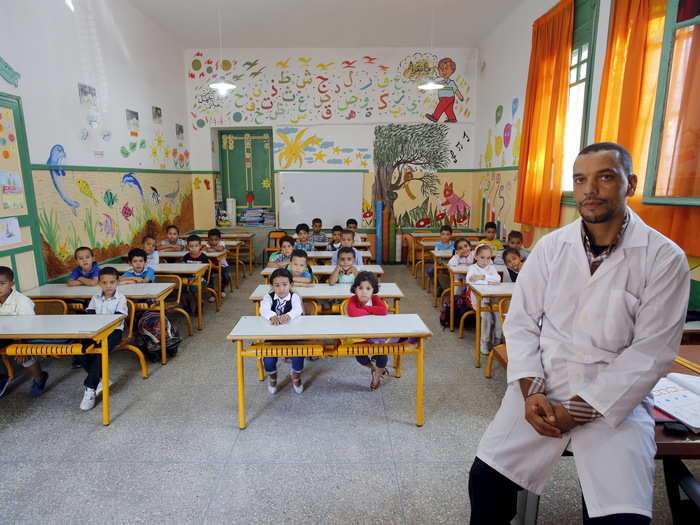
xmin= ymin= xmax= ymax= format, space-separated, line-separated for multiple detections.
xmin=468 ymin=143 xmax=690 ymax=524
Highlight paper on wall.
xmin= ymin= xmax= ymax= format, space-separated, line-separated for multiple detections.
xmin=0 ymin=216 xmax=21 ymax=247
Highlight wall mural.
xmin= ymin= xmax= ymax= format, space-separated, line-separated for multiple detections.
xmin=273 ymin=125 xmax=373 ymax=170
xmin=37 ymin=145 xmax=193 ymax=278
xmin=0 ymin=106 xmax=28 ymax=217
xmin=479 ymin=97 xmax=522 ymax=168
xmin=187 ymin=50 xmax=475 ymax=129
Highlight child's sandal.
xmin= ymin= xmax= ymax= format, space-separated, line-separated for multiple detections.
xmin=290 ymin=371 xmax=304 ymax=394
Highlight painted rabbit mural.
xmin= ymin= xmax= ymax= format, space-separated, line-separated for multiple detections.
xmin=441 ymin=182 xmax=470 ymax=225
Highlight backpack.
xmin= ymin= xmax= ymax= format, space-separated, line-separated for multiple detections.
xmin=440 ymin=292 xmax=472 ymax=329
xmin=137 ymin=311 xmax=182 ymax=361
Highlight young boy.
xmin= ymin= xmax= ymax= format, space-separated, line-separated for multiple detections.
xmin=330 ymin=230 xmax=363 ymax=266
xmin=0 ymin=266 xmax=48 ymax=397
xmin=288 ymin=249 xmax=313 ymax=287
xmin=502 ymin=247 xmax=524 ymax=283
xmin=267 ymin=235 xmax=295 ymax=268
xmin=67 ymin=247 xmax=100 ymax=286
xmin=481 ymin=221 xmax=504 ymax=251
xmin=327 ymin=225 xmax=343 ymax=251
xmin=329 ymin=247 xmax=360 ymax=284
xmin=80 ymin=267 xmax=128 ymax=410
xmin=428 ymin=224 xmax=455 ymax=283
xmin=346 ymin=218 xmax=362 ymax=243
xmin=205 ymin=228 xmax=230 ymax=299
xmin=119 ymin=248 xmax=155 ymax=284
xmin=180 ymin=235 xmax=211 ymax=310
xmin=506 ymin=230 xmax=529 ymax=259
xmin=310 ymin=218 xmax=327 ymax=245
xmin=158 ymin=225 xmax=187 ymax=252
xmin=142 ymin=235 xmax=159 ymax=266
xmin=294 ymin=223 xmax=314 ymax=252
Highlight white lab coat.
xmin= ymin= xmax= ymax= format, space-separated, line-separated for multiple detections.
xmin=476 ymin=209 xmax=689 ymax=518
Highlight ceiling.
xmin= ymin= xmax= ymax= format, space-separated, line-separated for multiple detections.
xmin=131 ymin=0 xmax=524 ymax=49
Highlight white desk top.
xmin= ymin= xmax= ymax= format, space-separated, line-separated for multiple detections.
xmin=222 ymin=240 xmax=242 ymax=247
xmin=448 ymin=264 xmax=507 ymax=274
xmin=218 ymin=232 xmax=255 ymax=239
xmin=109 ymin=263 xmax=209 ymax=274
xmin=313 ymin=241 xmax=370 ymax=248
xmin=410 ymin=231 xmax=485 ymax=238
xmin=0 ymin=314 xmax=125 ymax=339
xmin=227 ymin=313 xmax=432 ymax=340
xmin=684 ymin=321 xmax=700 ymax=332
xmin=430 ymin=250 xmax=454 ymax=258
xmin=468 ymin=282 xmax=516 ymax=297
xmin=249 ymin=282 xmax=403 ymax=301
xmin=24 ymin=283 xmax=174 ymax=299
xmin=260 ymin=264 xmax=384 ymax=276
xmin=306 ymin=250 xmax=372 ymax=259
xmin=158 ymin=250 xmax=225 ymax=258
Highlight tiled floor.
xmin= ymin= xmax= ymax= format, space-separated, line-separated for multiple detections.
xmin=0 ymin=266 xmax=686 ymax=523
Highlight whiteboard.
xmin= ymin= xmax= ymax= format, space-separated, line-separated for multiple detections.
xmin=277 ymin=171 xmax=364 ymax=229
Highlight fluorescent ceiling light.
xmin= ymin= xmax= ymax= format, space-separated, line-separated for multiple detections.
xmin=65 ymin=0 xmax=75 ymax=11
xmin=418 ymin=80 xmax=444 ymax=91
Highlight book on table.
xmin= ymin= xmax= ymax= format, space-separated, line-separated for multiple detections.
xmin=652 ymin=373 xmax=700 ymax=433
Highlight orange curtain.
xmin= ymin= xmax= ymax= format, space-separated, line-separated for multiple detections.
xmin=514 ymin=0 xmax=573 ymax=228
xmin=595 ymin=0 xmax=700 ymax=255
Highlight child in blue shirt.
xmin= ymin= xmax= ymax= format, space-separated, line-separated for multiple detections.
xmin=67 ymin=247 xmax=100 ymax=286
xmin=119 ymin=248 xmax=155 ymax=284
xmin=428 ymin=225 xmax=455 ymax=283
xmin=287 ymin=249 xmax=314 ymax=287
xmin=294 ymin=223 xmax=314 ymax=252
xmin=330 ymin=230 xmax=363 ymax=266
xmin=268 ymin=236 xmax=295 ymax=268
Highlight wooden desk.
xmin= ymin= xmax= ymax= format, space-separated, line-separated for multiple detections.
xmin=227 ymin=314 xmax=432 ymax=429
xmin=218 ymin=231 xmax=256 ymax=272
xmin=109 ymin=263 xmax=209 ymax=331
xmin=406 ymin=231 xmax=486 ymax=274
xmin=248 ymin=283 xmax=404 ymax=314
xmin=157 ymin=251 xmax=225 ymax=305
xmin=468 ymin=282 xmax=515 ymax=367
xmin=430 ymin=250 xmax=453 ymax=306
xmin=260 ymin=264 xmax=384 ymax=282
xmin=0 ymin=314 xmax=124 ymax=425
xmin=23 ymin=283 xmax=175 ymax=364
xmin=305 ymin=250 xmax=372 ymax=264
xmin=684 ymin=321 xmax=700 ymax=335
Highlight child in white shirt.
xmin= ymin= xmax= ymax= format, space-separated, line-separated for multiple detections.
xmin=467 ymin=244 xmax=502 ymax=355
xmin=448 ymin=238 xmax=475 ymax=295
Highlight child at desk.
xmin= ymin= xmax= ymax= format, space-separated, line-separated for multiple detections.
xmin=79 ymin=266 xmax=128 ymax=411
xmin=205 ymin=228 xmax=230 ymax=299
xmin=119 ymin=248 xmax=155 ymax=284
xmin=448 ymin=238 xmax=475 ymax=295
xmin=142 ymin=235 xmax=159 ymax=266
xmin=267 ymin=236 xmax=295 ymax=268
xmin=261 ymin=268 xmax=305 ymax=395
xmin=181 ymin=235 xmax=211 ymax=311
xmin=67 ymin=246 xmax=100 ymax=286
xmin=329 ymin=247 xmax=360 ymax=284
xmin=427 ymin=224 xmax=456 ymax=282
xmin=501 ymin=247 xmax=524 ymax=283
xmin=467 ymin=244 xmax=502 ymax=356
xmin=506 ymin=230 xmax=529 ymax=259
xmin=330 ymin=230 xmax=363 ymax=266
xmin=481 ymin=221 xmax=504 ymax=251
xmin=346 ymin=218 xmax=362 ymax=243
xmin=346 ymin=271 xmax=390 ymax=391
xmin=294 ymin=223 xmax=314 ymax=252
xmin=327 ymin=225 xmax=343 ymax=251
xmin=0 ymin=266 xmax=49 ymax=398
xmin=310 ymin=218 xmax=327 ymax=244
xmin=158 ymin=225 xmax=187 ymax=252
xmin=288 ymin=249 xmax=313 ymax=287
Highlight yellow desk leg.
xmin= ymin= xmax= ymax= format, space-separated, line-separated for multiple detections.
xmin=416 ymin=338 xmax=424 ymax=427
xmin=394 ymin=298 xmax=400 ymax=314
xmin=234 ymin=247 xmax=240 ymax=288
xmin=256 ymin=358 xmax=265 ymax=381
xmin=217 ymin=262 xmax=223 ymax=305
xmin=433 ymin=261 xmax=439 ymax=306
xmin=196 ymin=277 xmax=203 ymax=331
xmin=236 ymin=340 xmax=246 ymax=429
xmin=255 ymin=302 xmax=260 ymax=315
xmin=474 ymin=297 xmax=482 ymax=368
xmin=100 ymin=337 xmax=110 ymax=426
xmin=394 ymin=353 xmax=402 ymax=378
xmin=159 ymin=299 xmax=167 ymax=365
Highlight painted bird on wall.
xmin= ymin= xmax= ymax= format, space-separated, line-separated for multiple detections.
xmin=164 ymin=180 xmax=180 ymax=202
xmin=150 ymin=186 xmax=160 ymax=205
xmin=47 ymin=145 xmax=80 ymax=216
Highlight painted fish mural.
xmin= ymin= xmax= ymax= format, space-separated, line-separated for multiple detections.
xmin=47 ymin=145 xmax=80 ymax=216
xmin=99 ymin=213 xmax=116 ymax=236
xmin=150 ymin=186 xmax=160 ymax=205
xmin=164 ymin=180 xmax=180 ymax=202
xmin=76 ymin=179 xmax=98 ymax=204
xmin=121 ymin=202 xmax=134 ymax=221
xmin=103 ymin=189 xmax=118 ymax=208
xmin=121 ymin=173 xmax=144 ymax=200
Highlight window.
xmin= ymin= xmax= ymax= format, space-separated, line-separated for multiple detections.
xmin=561 ymin=0 xmax=599 ymax=194
xmin=644 ymin=0 xmax=700 ymax=205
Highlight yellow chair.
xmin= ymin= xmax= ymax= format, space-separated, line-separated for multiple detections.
xmin=263 ymin=230 xmax=287 ymax=265
xmin=485 ymin=297 xmax=510 ymax=378
xmin=143 ymin=274 xmax=193 ymax=336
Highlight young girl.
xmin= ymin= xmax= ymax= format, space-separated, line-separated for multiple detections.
xmin=346 ymin=271 xmax=389 ymax=391
xmin=260 ymin=268 xmax=304 ymax=394
xmin=448 ymin=238 xmax=474 ymax=295
xmin=267 ymin=236 xmax=295 ymax=268
xmin=501 ymin=247 xmax=524 ymax=283
xmin=467 ymin=244 xmax=502 ymax=355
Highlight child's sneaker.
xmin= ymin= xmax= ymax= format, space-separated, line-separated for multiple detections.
xmin=208 ymin=296 xmax=216 ymax=303
xmin=80 ymin=387 xmax=96 ymax=410
xmin=267 ymin=374 xmax=277 ymax=394
xmin=221 ymin=292 xmax=226 ymax=298
xmin=290 ymin=371 xmax=304 ymax=394
xmin=30 ymin=371 xmax=48 ymax=397
xmin=95 ymin=379 xmax=113 ymax=397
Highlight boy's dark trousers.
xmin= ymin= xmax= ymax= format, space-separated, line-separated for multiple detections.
xmin=77 ymin=329 xmax=123 ymax=390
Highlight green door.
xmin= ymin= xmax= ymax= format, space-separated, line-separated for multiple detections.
xmin=219 ymin=129 xmax=274 ymax=218
xmin=0 ymin=92 xmax=46 ymax=288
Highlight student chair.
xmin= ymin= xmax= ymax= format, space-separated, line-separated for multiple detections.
xmin=203 ymin=264 xmax=221 ymax=311
xmin=118 ymin=299 xmax=150 ymax=378
xmin=144 ymin=274 xmax=193 ymax=336
xmin=485 ymin=297 xmax=510 ymax=378
xmin=263 ymin=230 xmax=286 ymax=265
xmin=226 ymin=242 xmax=246 ymax=289
xmin=410 ymin=229 xmax=433 ymax=275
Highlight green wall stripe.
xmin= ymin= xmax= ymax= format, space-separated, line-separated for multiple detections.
xmin=31 ymin=164 xmax=218 ymax=175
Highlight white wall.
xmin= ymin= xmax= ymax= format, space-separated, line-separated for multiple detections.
xmin=475 ymin=0 xmax=559 ymax=168
xmin=1 ymin=0 xmax=189 ymax=169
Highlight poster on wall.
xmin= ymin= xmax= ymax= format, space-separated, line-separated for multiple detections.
xmin=78 ymin=83 xmax=99 ymax=130
xmin=0 ymin=171 xmax=26 ymax=214
xmin=0 ymin=216 xmax=20 ymax=247
xmin=152 ymin=106 xmax=162 ymax=125
xmin=0 ymin=107 xmax=28 ymax=217
xmin=175 ymin=123 xmax=184 ymax=142
xmin=125 ymin=109 xmax=139 ymax=134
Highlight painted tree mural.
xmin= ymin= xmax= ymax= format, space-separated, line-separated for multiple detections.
xmin=372 ymin=123 xmax=447 ymax=223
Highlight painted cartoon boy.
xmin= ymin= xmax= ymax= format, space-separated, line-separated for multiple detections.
xmin=425 ymin=57 xmax=464 ymax=123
